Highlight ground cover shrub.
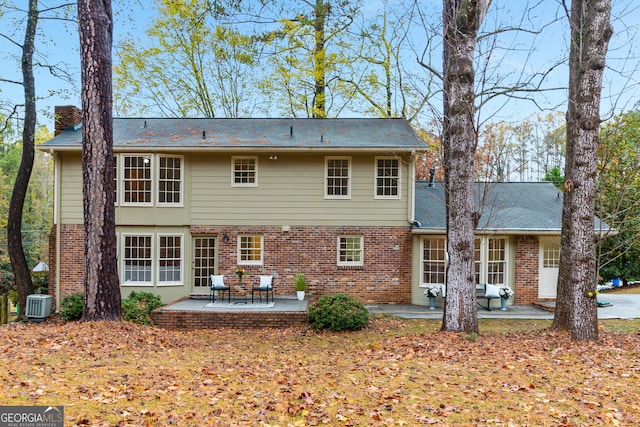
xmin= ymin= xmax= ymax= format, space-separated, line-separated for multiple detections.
xmin=308 ymin=293 xmax=369 ymax=331
xmin=121 ymin=291 xmax=164 ymax=325
xmin=59 ymin=292 xmax=84 ymax=321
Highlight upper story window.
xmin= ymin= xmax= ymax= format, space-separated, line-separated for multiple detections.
xmin=123 ymin=155 xmax=152 ymax=205
xmin=158 ymin=155 xmax=183 ymax=205
xmin=325 ymin=157 xmax=351 ymax=199
xmin=375 ymin=157 xmax=400 ymax=199
xmin=232 ymin=156 xmax=258 ymax=187
xmin=119 ymin=154 xmax=183 ymax=206
xmin=337 ymin=235 xmax=363 ymax=266
xmin=113 ymin=156 xmax=118 ymax=205
xmin=238 ymin=234 xmax=263 ymax=265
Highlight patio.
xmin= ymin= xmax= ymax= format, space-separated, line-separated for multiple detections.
xmin=149 ymin=294 xmax=640 ymax=329
xmin=150 ymin=296 xmax=309 ymax=329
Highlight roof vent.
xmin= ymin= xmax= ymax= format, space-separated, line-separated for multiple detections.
xmin=64 ymin=123 xmax=82 ymax=131
xmin=202 ymin=131 xmax=206 ymax=139
xmin=428 ymin=167 xmax=436 ymax=187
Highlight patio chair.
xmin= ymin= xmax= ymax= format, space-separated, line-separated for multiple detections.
xmin=252 ymin=275 xmax=274 ymax=303
xmin=210 ymin=275 xmax=231 ymax=303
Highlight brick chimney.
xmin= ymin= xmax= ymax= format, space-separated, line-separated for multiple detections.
xmin=54 ymin=105 xmax=82 ymax=136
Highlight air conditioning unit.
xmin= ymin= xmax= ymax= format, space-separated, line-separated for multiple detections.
xmin=26 ymin=294 xmax=52 ymax=322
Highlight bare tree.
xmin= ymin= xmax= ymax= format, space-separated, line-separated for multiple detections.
xmin=78 ymin=0 xmax=121 ymax=321
xmin=6 ymin=0 xmax=38 ymax=318
xmin=552 ymin=0 xmax=612 ymax=341
xmin=440 ymin=0 xmax=490 ymax=334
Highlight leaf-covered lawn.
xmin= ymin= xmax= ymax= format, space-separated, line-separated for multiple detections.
xmin=1 ymin=317 xmax=639 ymax=426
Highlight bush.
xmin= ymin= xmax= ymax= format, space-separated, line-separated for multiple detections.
xmin=60 ymin=292 xmax=84 ymax=321
xmin=121 ymin=291 xmax=164 ymax=325
xmin=308 ymin=293 xmax=369 ymax=331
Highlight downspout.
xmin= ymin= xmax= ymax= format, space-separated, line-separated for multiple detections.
xmin=407 ymin=152 xmax=416 ymax=224
xmin=53 ymin=152 xmax=61 ymax=312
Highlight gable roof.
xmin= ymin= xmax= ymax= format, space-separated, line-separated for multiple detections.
xmin=40 ymin=117 xmax=427 ymax=152
xmin=414 ymin=181 xmax=613 ymax=235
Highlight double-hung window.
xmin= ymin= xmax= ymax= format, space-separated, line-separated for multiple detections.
xmin=232 ymin=156 xmax=258 ymax=186
xmin=158 ymin=234 xmax=182 ymax=284
xmin=123 ymin=234 xmax=153 ymax=284
xmin=421 ymin=237 xmax=446 ymax=286
xmin=119 ymin=154 xmax=183 ymax=206
xmin=475 ymin=237 xmax=507 ymax=286
xmin=238 ymin=235 xmax=263 ymax=265
xmin=122 ymin=155 xmax=152 ymax=205
xmin=158 ymin=156 xmax=183 ymax=205
xmin=325 ymin=157 xmax=351 ymax=199
xmin=337 ymin=235 xmax=363 ymax=266
xmin=375 ymin=157 xmax=400 ymax=198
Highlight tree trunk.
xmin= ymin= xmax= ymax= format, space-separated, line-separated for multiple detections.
xmin=78 ymin=0 xmax=121 ymax=321
xmin=440 ymin=0 xmax=488 ymax=333
xmin=312 ymin=0 xmax=327 ymax=118
xmin=552 ymin=0 xmax=612 ymax=341
xmin=7 ymin=0 xmax=38 ymax=319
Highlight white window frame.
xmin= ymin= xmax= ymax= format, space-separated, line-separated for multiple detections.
xmin=113 ymin=155 xmax=118 ymax=206
xmin=157 ymin=233 xmax=183 ymax=286
xmin=122 ymin=233 xmax=154 ymax=286
xmin=157 ymin=155 xmax=184 ymax=207
xmin=420 ymin=236 xmax=447 ymax=287
xmin=475 ymin=236 xmax=508 ymax=286
xmin=325 ymin=156 xmax=351 ymax=199
xmin=374 ymin=156 xmax=401 ymax=199
xmin=337 ymin=235 xmax=364 ymax=266
xmin=121 ymin=154 xmax=153 ymax=206
xmin=231 ymin=156 xmax=258 ymax=187
xmin=237 ymin=234 xmax=263 ymax=266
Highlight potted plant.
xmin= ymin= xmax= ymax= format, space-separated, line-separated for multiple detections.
xmin=423 ymin=285 xmax=441 ymax=309
xmin=499 ymin=286 xmax=514 ymax=310
xmin=294 ymin=273 xmax=307 ymax=301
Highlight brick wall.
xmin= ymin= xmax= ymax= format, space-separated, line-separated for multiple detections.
xmin=149 ymin=307 xmax=309 ymax=329
xmin=48 ymin=224 xmax=86 ymax=310
xmin=51 ymin=224 xmax=412 ymax=305
xmin=54 ymin=105 xmax=82 ymax=136
xmin=514 ymin=235 xmax=539 ymax=305
xmin=191 ymin=225 xmax=413 ymax=305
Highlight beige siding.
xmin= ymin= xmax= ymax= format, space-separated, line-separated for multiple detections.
xmin=190 ymin=153 xmax=412 ymax=226
xmin=58 ymin=151 xmax=413 ymax=227
xmin=59 ymin=153 xmax=84 ymax=224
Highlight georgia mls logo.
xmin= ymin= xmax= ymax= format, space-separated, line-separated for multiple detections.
xmin=0 ymin=406 xmax=64 ymax=427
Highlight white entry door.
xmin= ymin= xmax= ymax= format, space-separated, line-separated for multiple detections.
xmin=538 ymin=237 xmax=560 ymax=298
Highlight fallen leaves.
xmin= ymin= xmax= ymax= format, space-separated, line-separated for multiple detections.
xmin=0 ymin=318 xmax=639 ymax=426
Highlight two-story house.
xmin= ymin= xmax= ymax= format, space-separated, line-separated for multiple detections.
xmin=41 ymin=106 xmax=427 ymax=308
xmin=42 ymin=106 xmax=612 ymax=312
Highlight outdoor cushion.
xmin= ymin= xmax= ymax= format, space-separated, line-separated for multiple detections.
xmin=210 ymin=275 xmax=226 ymax=288
xmin=259 ymin=275 xmax=273 ymax=288
xmin=484 ymin=284 xmax=500 ymax=298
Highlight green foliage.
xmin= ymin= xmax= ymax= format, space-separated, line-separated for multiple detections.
xmin=308 ymin=293 xmax=369 ymax=331
xmin=60 ymin=292 xmax=84 ymax=321
xmin=31 ymin=271 xmax=48 ymax=294
xmin=121 ymin=291 xmax=164 ymax=325
xmin=597 ymin=109 xmax=640 ymax=282
xmin=293 ymin=272 xmax=307 ymax=291
xmin=543 ymin=166 xmax=564 ymax=189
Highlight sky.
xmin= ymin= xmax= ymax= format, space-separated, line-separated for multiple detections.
xmin=0 ymin=0 xmax=639 ymax=133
